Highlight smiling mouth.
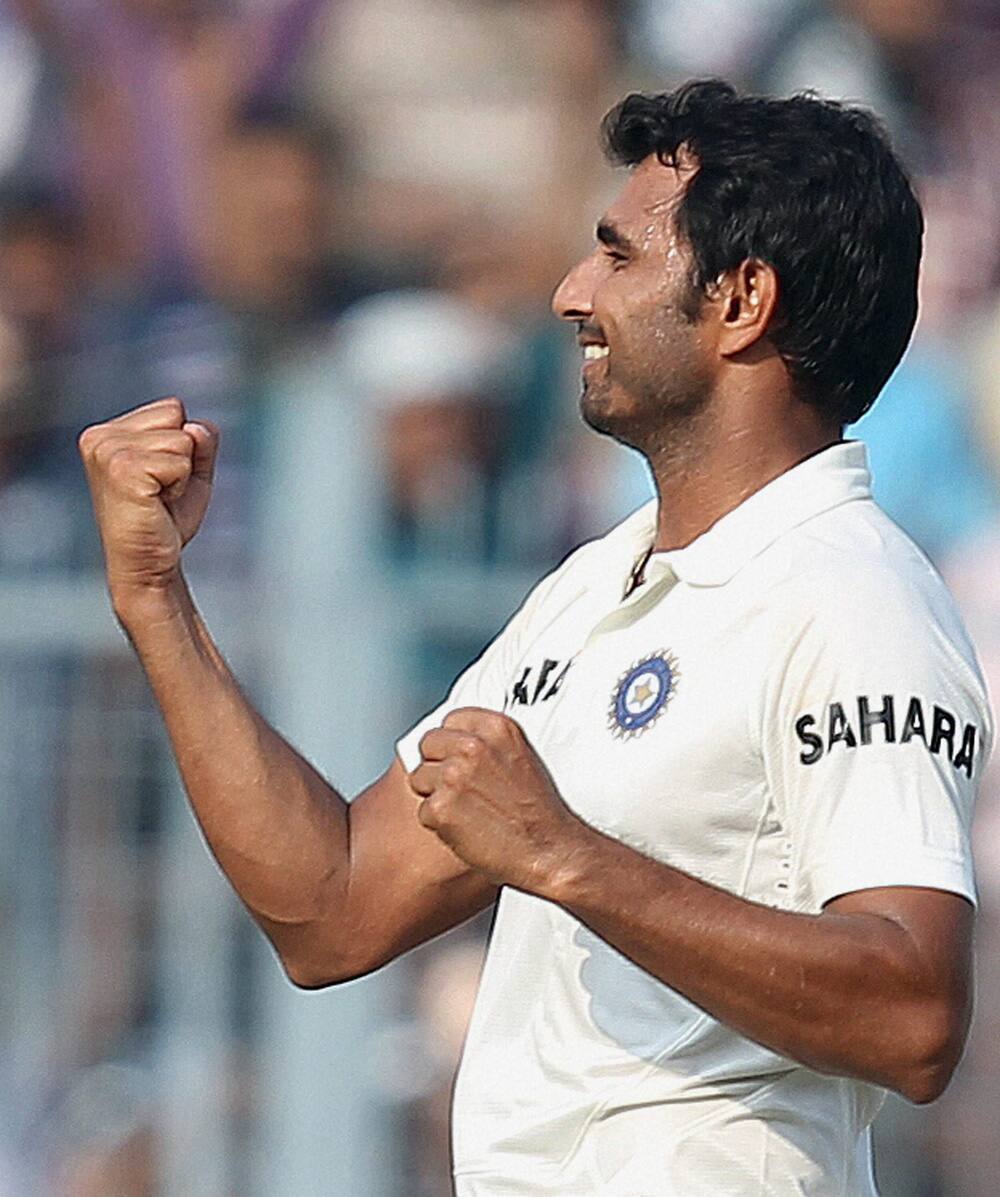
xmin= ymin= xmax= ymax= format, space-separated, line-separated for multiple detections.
xmin=583 ymin=345 xmax=609 ymax=361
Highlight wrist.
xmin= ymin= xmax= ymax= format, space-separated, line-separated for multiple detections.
xmin=531 ymin=815 xmax=606 ymax=906
xmin=110 ymin=573 xmax=191 ymax=637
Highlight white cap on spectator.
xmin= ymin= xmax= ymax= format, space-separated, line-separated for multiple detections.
xmin=336 ymin=289 xmax=512 ymax=408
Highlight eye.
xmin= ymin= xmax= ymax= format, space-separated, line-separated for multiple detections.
xmin=602 ymin=248 xmax=629 ymax=270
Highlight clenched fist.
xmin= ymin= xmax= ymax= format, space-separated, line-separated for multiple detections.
xmin=78 ymin=397 xmax=219 ymax=609
xmin=409 ymin=708 xmax=588 ymax=894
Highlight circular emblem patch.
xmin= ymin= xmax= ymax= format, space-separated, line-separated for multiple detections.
xmin=608 ymin=651 xmax=679 ymax=740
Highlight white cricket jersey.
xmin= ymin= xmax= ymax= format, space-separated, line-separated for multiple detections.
xmin=396 ymin=440 xmax=993 ymax=1197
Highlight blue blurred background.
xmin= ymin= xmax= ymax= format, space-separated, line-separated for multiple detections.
xmin=0 ymin=0 xmax=998 ymax=1192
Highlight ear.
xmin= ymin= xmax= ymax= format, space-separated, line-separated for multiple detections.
xmin=715 ymin=258 xmax=780 ymax=358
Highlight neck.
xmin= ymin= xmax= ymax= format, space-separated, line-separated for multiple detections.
xmin=644 ymin=391 xmax=841 ymax=552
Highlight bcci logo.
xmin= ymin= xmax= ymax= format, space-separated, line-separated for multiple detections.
xmin=608 ymin=650 xmax=679 ymax=740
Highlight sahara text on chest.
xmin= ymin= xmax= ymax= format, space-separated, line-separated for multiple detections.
xmin=794 ymin=694 xmax=978 ymax=778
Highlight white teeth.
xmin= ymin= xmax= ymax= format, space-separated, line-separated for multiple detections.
xmin=583 ymin=345 xmax=609 ymax=360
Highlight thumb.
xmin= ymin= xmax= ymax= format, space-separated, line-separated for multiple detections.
xmin=184 ymin=420 xmax=220 ymax=487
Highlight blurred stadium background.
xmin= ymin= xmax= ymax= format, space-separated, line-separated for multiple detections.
xmin=0 ymin=0 xmax=998 ymax=1193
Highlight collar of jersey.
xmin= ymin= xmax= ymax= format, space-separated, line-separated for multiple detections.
xmin=623 ymin=440 xmax=873 ymax=589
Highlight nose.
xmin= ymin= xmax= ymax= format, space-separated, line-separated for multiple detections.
xmin=551 ymin=254 xmax=595 ymax=323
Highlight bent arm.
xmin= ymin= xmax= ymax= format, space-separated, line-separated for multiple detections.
xmin=119 ymin=577 xmax=495 ymax=986
xmin=409 ymin=706 xmax=977 ymax=1105
xmin=542 ymin=827 xmax=972 ymax=1104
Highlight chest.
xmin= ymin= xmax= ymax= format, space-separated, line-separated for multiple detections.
xmin=508 ymin=587 xmax=769 ymax=880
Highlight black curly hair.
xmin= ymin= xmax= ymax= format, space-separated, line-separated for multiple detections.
xmin=602 ymin=80 xmax=923 ymax=426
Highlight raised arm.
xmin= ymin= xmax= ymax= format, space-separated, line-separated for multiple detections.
xmin=79 ymin=398 xmax=495 ymax=986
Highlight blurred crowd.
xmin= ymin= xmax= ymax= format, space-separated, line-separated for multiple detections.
xmin=0 ymin=0 xmax=999 ymax=1194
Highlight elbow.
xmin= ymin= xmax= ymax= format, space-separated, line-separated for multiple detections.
xmin=898 ymin=1066 xmax=953 ymax=1107
xmin=897 ymin=1059 xmax=957 ymax=1106
xmin=265 ymin=908 xmax=392 ymax=990
xmin=279 ymin=939 xmax=387 ymax=990
xmin=273 ymin=930 xmax=365 ymax=990
xmin=282 ymin=955 xmax=354 ymax=990
xmin=892 ymin=1002 xmax=968 ymax=1105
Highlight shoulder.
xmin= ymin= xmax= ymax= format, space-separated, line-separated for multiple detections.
xmin=751 ymin=499 xmax=992 ymax=751
xmin=759 ymin=498 xmax=979 ymax=665
xmin=745 ymin=503 xmax=994 ymax=789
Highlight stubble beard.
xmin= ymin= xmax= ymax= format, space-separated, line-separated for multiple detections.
xmin=580 ymin=356 xmax=714 ymax=474
xmin=580 ymin=276 xmax=713 ymax=466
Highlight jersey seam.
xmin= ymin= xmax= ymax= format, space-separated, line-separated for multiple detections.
xmin=736 ymin=782 xmax=778 ymax=901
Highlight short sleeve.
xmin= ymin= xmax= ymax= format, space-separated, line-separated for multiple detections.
xmin=761 ymin=575 xmax=994 ymax=910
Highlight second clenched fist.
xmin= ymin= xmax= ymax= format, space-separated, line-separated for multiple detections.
xmin=78 ymin=397 xmax=219 ymax=603
xmin=408 ymin=707 xmax=585 ymax=892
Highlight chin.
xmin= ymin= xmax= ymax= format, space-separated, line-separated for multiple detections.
xmin=580 ymin=382 xmax=643 ymax=449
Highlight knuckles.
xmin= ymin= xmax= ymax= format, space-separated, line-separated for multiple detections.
xmin=417 ymin=727 xmax=486 ymax=763
xmin=417 ymin=793 xmax=448 ymax=830
xmin=444 ymin=708 xmax=521 ymax=741
xmin=105 ymin=448 xmax=135 ymax=483
xmin=77 ymin=398 xmax=188 ymax=462
xmin=79 ymin=427 xmax=196 ymax=486
xmin=407 ymin=765 xmax=431 ymax=797
xmin=156 ymin=397 xmax=186 ymax=424
xmin=439 ymin=761 xmax=464 ymax=789
xmin=455 ymin=734 xmax=482 ymax=760
xmin=77 ymin=426 xmax=99 ymax=457
xmin=81 ymin=427 xmax=116 ymax=467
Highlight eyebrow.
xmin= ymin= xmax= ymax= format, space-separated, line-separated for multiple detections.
xmin=596 ymin=220 xmax=634 ymax=253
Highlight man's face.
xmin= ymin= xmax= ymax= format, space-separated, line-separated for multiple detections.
xmin=204 ymin=131 xmax=328 ymax=314
xmin=552 ymin=155 xmax=714 ymax=453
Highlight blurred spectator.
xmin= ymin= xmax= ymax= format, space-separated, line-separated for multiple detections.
xmin=0 ymin=312 xmax=32 ymax=481
xmin=48 ymin=1061 xmax=155 ymax=1197
xmin=301 ymin=0 xmax=623 ymax=292
xmin=332 ymin=282 xmax=645 ymax=571
xmin=0 ymin=187 xmax=81 ymax=360
xmin=0 ymin=5 xmax=44 ymax=179
xmin=0 ymin=188 xmax=85 ymax=566
xmin=336 ymin=289 xmax=515 ymax=561
xmin=9 ymin=0 xmax=330 ymax=291
xmin=197 ymin=105 xmax=373 ymax=330
xmin=968 ymin=293 xmax=1000 ymax=475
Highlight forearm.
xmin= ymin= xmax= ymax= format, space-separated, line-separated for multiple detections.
xmin=116 ymin=577 xmax=353 ymax=961
xmin=540 ymin=823 xmax=955 ymax=1099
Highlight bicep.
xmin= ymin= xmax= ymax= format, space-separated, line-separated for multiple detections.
xmin=345 ymin=757 xmax=498 ymax=973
